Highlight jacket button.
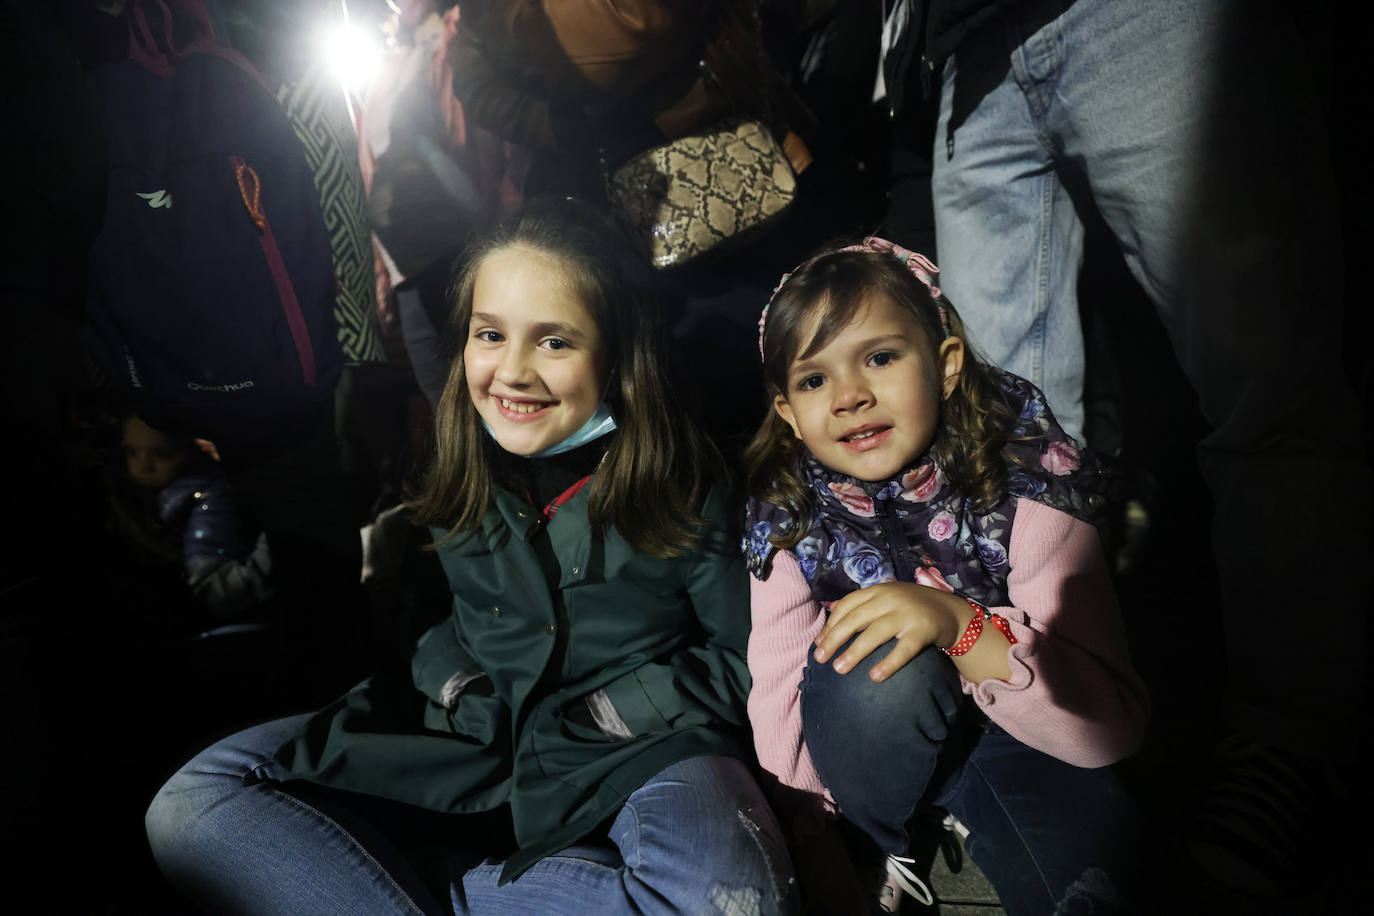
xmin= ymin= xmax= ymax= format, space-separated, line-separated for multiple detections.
xmin=492 ymin=606 xmax=500 ymax=616
xmin=517 ymin=510 xmax=527 ymax=518
xmin=545 ymin=623 xmax=556 ymax=635
xmin=571 ymin=566 xmax=579 ymax=575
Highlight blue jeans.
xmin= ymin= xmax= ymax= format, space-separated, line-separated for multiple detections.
xmin=801 ymin=643 xmax=1143 ymax=914
xmin=931 ymin=0 xmax=1226 ymax=443
xmin=929 ymin=0 xmax=1370 ymax=760
xmin=146 ymin=715 xmax=798 ymax=915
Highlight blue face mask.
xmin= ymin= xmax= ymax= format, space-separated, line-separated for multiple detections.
xmin=483 ymin=401 xmax=618 ymax=458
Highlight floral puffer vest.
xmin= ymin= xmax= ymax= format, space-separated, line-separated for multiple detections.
xmin=745 ymin=371 xmax=1115 ymax=609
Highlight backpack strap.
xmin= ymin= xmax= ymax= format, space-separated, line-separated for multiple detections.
xmin=126 ymin=1 xmax=261 ymax=85
xmin=127 ymin=0 xmax=176 ymax=75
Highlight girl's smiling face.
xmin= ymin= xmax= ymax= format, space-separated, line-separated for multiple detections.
xmin=773 ymin=295 xmax=964 ymax=482
xmin=464 ymin=246 xmax=608 ymax=456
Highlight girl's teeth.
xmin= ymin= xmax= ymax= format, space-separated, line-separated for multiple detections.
xmin=850 ymin=430 xmax=876 ymax=440
xmin=501 ymin=398 xmax=543 ymax=414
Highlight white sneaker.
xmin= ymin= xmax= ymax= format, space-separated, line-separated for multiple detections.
xmin=877 ymin=854 xmax=934 ymax=912
xmin=941 ymin=812 xmax=970 ymax=841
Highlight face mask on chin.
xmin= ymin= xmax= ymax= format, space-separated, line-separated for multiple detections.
xmin=483 ymin=401 xmax=617 ymax=458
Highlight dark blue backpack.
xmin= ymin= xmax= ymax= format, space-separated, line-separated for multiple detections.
xmin=83 ymin=0 xmax=343 ymax=443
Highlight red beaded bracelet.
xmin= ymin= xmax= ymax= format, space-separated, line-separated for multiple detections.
xmin=942 ymin=598 xmax=1018 ymax=657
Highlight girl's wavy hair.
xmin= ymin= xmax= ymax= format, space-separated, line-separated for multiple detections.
xmin=408 ymin=197 xmax=718 ymax=559
xmin=742 ymin=246 xmax=1019 ymax=549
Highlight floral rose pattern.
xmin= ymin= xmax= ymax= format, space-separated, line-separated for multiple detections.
xmin=827 ymin=481 xmax=875 ymax=517
xmin=975 ymin=537 xmax=1008 ymax=570
xmin=743 ymin=368 xmax=1114 ymax=613
xmin=795 ymin=536 xmax=825 ymax=579
xmin=744 ymin=521 xmax=773 ymax=568
xmin=927 ymin=511 xmax=957 ymax=541
xmin=1007 ymin=469 xmax=1047 ymax=499
xmin=841 ymin=541 xmax=895 ymax=588
xmin=900 ymin=463 xmax=942 ymax=502
xmin=1041 ymin=440 xmax=1081 ymax=476
xmin=913 ymin=564 xmax=954 ymax=592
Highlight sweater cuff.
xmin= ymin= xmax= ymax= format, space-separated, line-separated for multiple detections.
xmin=961 ymin=610 xmax=1035 ymax=704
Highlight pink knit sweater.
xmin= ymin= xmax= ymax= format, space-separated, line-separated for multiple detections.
xmin=746 ymin=498 xmax=1150 ymax=812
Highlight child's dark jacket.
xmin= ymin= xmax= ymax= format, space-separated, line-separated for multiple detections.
xmin=264 ymin=481 xmax=751 ymax=883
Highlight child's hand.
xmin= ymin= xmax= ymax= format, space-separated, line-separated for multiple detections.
xmin=813 ymin=582 xmax=971 ymax=682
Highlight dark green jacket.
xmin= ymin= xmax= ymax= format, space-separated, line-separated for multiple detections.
xmin=266 ymin=481 xmax=752 ymax=882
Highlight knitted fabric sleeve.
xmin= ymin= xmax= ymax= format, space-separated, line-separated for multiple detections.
xmin=747 ymin=548 xmax=835 ymax=814
xmin=969 ymin=498 xmax=1151 ymax=767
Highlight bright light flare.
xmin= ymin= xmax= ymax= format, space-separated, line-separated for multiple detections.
xmin=321 ymin=24 xmax=381 ymax=94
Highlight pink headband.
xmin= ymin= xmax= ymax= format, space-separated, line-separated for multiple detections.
xmin=757 ymin=236 xmax=950 ymax=360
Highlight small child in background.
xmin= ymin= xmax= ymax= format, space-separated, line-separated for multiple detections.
xmin=108 ymin=414 xmax=272 ymax=621
xmin=744 ymin=238 xmax=1152 ymax=913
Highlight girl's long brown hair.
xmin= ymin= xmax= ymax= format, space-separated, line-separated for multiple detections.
xmin=742 ymin=247 xmax=1019 ymax=549
xmin=409 ymin=198 xmax=719 ymax=558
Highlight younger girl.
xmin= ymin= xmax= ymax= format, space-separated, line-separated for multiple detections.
xmin=146 ymin=199 xmax=796 ymax=915
xmin=744 ymin=238 xmax=1151 ymax=914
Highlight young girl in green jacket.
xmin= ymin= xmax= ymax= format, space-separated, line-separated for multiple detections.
xmin=146 ymin=198 xmax=797 ymax=915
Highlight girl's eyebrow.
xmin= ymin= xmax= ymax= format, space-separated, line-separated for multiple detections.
xmin=530 ymin=321 xmax=587 ymax=342
xmin=470 ymin=312 xmax=588 ymax=342
xmin=790 ymin=332 xmax=909 ymax=373
xmin=850 ymin=332 xmax=909 ymax=351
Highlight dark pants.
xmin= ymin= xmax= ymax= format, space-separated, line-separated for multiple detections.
xmin=801 ymin=641 xmax=1146 ymax=915
xmin=396 ymin=255 xmax=460 ymax=412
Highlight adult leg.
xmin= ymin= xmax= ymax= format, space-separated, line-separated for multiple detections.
xmin=799 ymin=641 xmax=966 ymax=855
xmin=1044 ymin=0 xmax=1219 ymax=328
xmin=456 ymin=755 xmax=797 ymax=915
xmin=936 ymin=724 xmax=1152 ymax=916
xmin=931 ymin=6 xmax=1088 ymax=440
xmin=1067 ymin=0 xmax=1369 ymax=769
xmin=145 ymin=714 xmax=444 ymax=916
xmin=1075 ymin=2 xmax=1369 ymax=901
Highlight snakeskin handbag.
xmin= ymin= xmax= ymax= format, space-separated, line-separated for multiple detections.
xmin=607 ymin=118 xmax=796 ymax=269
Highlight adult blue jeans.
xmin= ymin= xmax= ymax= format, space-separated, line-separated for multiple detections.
xmin=146 ymin=714 xmax=798 ymax=915
xmin=800 ymin=643 xmax=1143 ymax=914
xmin=929 ymin=0 xmax=1369 ymax=761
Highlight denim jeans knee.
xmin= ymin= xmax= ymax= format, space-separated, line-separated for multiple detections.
xmin=455 ymin=756 xmax=798 ymax=915
xmin=801 ymin=642 xmax=964 ymax=853
xmin=145 ymin=715 xmax=438 ymax=915
xmin=936 ymin=726 xmax=1147 ymax=914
